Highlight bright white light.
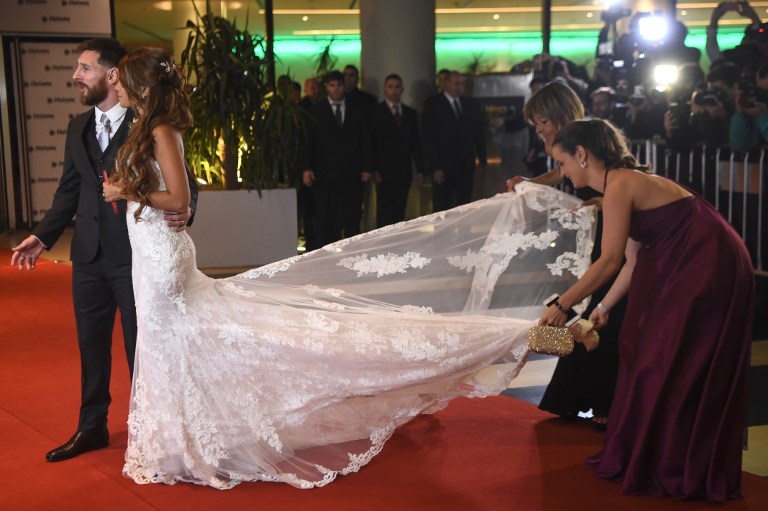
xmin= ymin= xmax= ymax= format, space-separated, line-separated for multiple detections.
xmin=638 ymin=16 xmax=668 ymax=42
xmin=493 ymin=14 xmax=500 ymax=20
xmin=681 ymin=10 xmax=687 ymax=16
xmin=654 ymin=64 xmax=678 ymax=88
xmin=302 ymin=15 xmax=309 ymax=21
xmin=602 ymin=0 xmax=622 ymax=9
xmin=196 ymin=178 xmax=207 ymax=185
xmin=587 ymin=12 xmax=594 ymax=18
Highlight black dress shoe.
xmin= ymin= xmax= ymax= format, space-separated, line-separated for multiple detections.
xmin=45 ymin=427 xmax=109 ymax=462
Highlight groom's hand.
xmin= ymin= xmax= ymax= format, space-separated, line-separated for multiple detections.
xmin=163 ymin=207 xmax=192 ymax=232
xmin=11 ymin=236 xmax=45 ymax=271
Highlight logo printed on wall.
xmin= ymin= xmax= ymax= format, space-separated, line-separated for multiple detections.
xmin=4 ymin=0 xmax=109 ymax=34
xmin=20 ymin=41 xmax=91 ymax=222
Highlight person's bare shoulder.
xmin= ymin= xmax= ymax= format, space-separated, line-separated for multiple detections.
xmin=152 ymin=125 xmax=183 ymax=147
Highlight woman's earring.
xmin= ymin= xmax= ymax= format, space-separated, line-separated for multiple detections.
xmin=579 ymin=160 xmax=587 ymax=168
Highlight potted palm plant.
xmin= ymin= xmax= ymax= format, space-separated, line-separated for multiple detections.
xmin=180 ymin=1 xmax=305 ymax=268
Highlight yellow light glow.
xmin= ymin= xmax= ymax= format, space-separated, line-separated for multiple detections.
xmin=293 ymin=23 xmax=610 ymax=36
xmin=654 ymin=64 xmax=678 ymax=87
xmin=302 ymin=15 xmax=309 ymax=21
xmin=260 ymin=9 xmax=358 ymax=15
xmin=293 ymin=29 xmax=360 ymax=36
xmin=587 ymin=12 xmax=594 ymax=18
xmin=260 ymin=3 xmax=768 ymax=18
xmin=153 ymin=1 xmax=172 ymax=11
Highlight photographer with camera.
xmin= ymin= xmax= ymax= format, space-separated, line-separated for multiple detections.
xmin=624 ymin=59 xmax=667 ymax=140
xmin=729 ymin=63 xmax=768 ymax=151
xmin=707 ymin=1 xmax=768 ymax=69
xmin=666 ymin=63 xmax=739 ymax=151
xmin=663 ymin=63 xmax=706 ymax=150
xmin=590 ymin=87 xmax=629 ymax=132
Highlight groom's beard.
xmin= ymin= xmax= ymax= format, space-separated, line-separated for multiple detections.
xmin=77 ymin=79 xmax=109 ymax=107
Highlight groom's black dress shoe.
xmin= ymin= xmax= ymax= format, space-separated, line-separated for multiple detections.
xmin=45 ymin=427 xmax=109 ymax=462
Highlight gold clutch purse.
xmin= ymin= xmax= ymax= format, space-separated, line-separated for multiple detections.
xmin=527 ymin=325 xmax=575 ymax=357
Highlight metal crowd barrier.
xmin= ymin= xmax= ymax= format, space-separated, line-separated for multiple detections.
xmin=630 ymin=139 xmax=766 ymax=271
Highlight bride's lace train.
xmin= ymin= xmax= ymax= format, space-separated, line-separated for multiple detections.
xmin=123 ymin=181 xmax=595 ymax=489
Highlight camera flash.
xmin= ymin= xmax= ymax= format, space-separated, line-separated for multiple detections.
xmin=639 ymin=15 xmax=668 ymax=42
xmin=654 ymin=64 xmax=678 ymax=88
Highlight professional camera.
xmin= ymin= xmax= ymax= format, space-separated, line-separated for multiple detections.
xmin=667 ymin=101 xmax=690 ymax=121
xmin=738 ymin=80 xmax=768 ymax=109
xmin=693 ymin=88 xmax=729 ymax=107
xmin=664 ymin=101 xmax=692 ymax=139
xmin=595 ymin=54 xmax=614 ymax=73
xmin=601 ymin=7 xmax=632 ymax=24
xmin=628 ymin=85 xmax=666 ymax=108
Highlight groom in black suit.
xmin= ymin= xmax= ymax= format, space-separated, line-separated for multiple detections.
xmin=11 ymin=38 xmax=195 ymax=462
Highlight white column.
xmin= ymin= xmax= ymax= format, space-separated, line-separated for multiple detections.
xmin=359 ymin=0 xmax=435 ymax=113
xmin=359 ymin=0 xmax=436 ymax=220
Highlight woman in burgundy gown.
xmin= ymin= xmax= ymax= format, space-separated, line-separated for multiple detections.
xmin=540 ymin=119 xmax=754 ymax=502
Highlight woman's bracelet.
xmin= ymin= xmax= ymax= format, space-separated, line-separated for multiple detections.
xmin=596 ymin=302 xmax=609 ymax=314
xmin=553 ymin=300 xmax=571 ymax=315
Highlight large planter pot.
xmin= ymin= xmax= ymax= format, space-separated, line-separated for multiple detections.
xmin=188 ymin=189 xmax=297 ymax=269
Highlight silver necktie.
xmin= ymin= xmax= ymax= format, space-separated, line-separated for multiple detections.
xmin=98 ymin=113 xmax=111 ymax=152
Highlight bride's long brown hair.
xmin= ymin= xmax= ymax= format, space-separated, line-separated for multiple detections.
xmin=114 ymin=47 xmax=192 ymax=220
xmin=552 ymin=119 xmax=650 ymax=173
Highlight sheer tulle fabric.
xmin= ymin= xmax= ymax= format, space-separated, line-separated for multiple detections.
xmin=123 ymin=167 xmax=595 ymax=490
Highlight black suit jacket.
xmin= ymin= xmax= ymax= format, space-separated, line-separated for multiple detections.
xmin=302 ymin=100 xmax=371 ymax=181
xmin=369 ymin=101 xmax=424 ymax=178
xmin=345 ymin=87 xmax=377 ymax=110
xmin=33 ymin=108 xmax=198 ymax=264
xmin=423 ymin=93 xmax=487 ymax=175
xmin=34 ymin=109 xmax=133 ymax=264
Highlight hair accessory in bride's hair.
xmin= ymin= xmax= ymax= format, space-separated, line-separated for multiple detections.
xmin=160 ymin=61 xmax=174 ymax=73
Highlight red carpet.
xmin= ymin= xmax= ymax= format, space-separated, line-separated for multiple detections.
xmin=1 ymin=248 xmax=766 ymax=510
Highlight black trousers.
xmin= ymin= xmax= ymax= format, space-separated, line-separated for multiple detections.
xmin=298 ymin=184 xmax=317 ymax=251
xmin=311 ymin=178 xmax=364 ymax=247
xmin=432 ymin=169 xmax=474 ymax=212
xmin=71 ymin=248 xmax=136 ymax=431
xmin=376 ymin=168 xmax=413 ymax=227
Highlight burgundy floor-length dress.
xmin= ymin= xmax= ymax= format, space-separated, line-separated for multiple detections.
xmin=589 ymin=195 xmax=754 ymax=502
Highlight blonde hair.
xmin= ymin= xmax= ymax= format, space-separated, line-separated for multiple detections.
xmin=523 ymin=81 xmax=585 ymax=129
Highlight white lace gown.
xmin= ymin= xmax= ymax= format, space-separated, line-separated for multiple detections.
xmin=123 ymin=163 xmax=595 ymax=490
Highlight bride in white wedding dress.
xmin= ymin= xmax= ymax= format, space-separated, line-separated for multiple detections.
xmin=105 ymin=48 xmax=596 ymax=490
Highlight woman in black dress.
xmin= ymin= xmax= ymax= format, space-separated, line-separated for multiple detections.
xmin=507 ymin=81 xmax=624 ymax=427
